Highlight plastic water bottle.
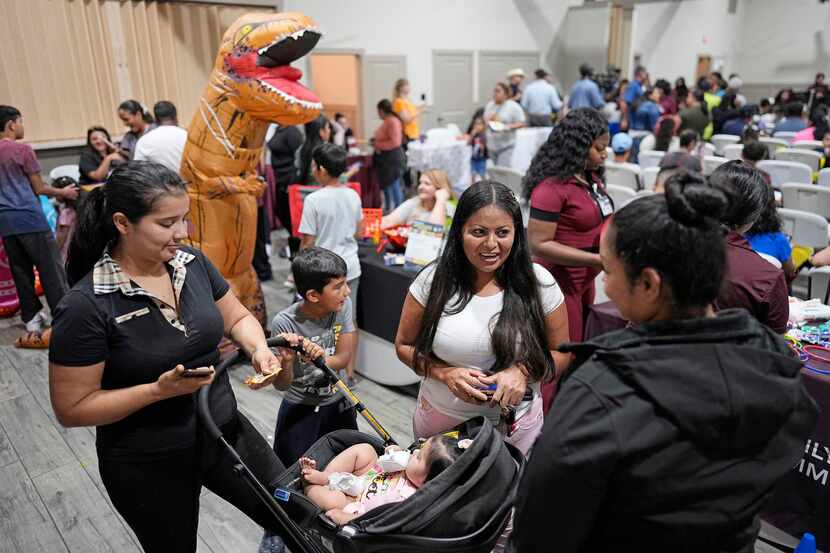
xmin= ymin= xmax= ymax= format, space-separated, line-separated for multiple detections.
xmin=794 ymin=533 xmax=816 ymax=553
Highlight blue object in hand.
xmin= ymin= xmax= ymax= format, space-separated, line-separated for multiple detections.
xmin=795 ymin=533 xmax=816 ymax=553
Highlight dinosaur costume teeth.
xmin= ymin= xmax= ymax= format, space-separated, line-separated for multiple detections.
xmin=180 ymin=12 xmax=323 ymax=326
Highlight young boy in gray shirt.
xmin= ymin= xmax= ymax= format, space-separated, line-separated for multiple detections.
xmin=271 ymin=247 xmax=358 ymax=466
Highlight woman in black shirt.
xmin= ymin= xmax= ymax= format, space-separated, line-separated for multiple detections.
xmin=49 ymin=162 xmax=292 ymax=553
xmin=78 ymin=126 xmax=125 ymax=185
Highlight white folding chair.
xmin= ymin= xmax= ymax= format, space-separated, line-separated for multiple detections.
xmin=773 ymin=131 xmax=798 ymax=143
xmin=604 ymin=162 xmax=641 ymax=191
xmin=760 ymin=137 xmax=791 ymax=158
xmin=700 ymin=142 xmax=716 ymax=157
xmin=818 ymin=168 xmax=830 ymax=188
xmin=781 ymin=183 xmax=830 ymax=220
xmin=723 ymin=143 xmax=744 ymax=160
xmin=641 ymin=167 xmax=660 ymax=192
xmin=638 ymin=150 xmax=665 ymax=170
xmin=702 ymin=156 xmax=728 ymax=176
xmin=779 ymin=208 xmax=828 ymax=247
xmin=779 ymin=207 xmax=830 ymax=300
xmin=638 ymin=133 xmax=656 ymax=152
xmin=793 ymin=140 xmax=823 ymax=151
xmin=710 ymin=134 xmax=740 ymax=156
xmin=775 ymin=149 xmax=823 ymax=173
xmin=605 ymin=184 xmax=637 ymax=209
xmin=757 ymin=160 xmax=813 ymax=188
xmin=49 ymin=164 xmax=80 ymax=183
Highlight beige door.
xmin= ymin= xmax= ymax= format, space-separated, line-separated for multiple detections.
xmin=431 ymin=50 xmax=474 ymax=130
xmin=309 ymin=53 xmax=362 ymax=140
xmin=362 ymin=55 xmax=407 ymax=146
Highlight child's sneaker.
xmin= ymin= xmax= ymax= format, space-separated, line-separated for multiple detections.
xmin=25 ymin=311 xmax=45 ymax=333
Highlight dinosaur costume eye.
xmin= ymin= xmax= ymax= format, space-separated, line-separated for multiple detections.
xmin=236 ymin=24 xmax=254 ymax=43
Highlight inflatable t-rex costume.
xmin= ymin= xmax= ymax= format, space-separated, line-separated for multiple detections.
xmin=180 ymin=12 xmax=322 ymax=324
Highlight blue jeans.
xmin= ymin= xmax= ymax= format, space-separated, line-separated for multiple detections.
xmin=383 ymin=178 xmax=404 ymax=210
xmin=471 ymin=158 xmax=487 ymax=178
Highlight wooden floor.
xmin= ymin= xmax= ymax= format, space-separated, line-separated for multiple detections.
xmin=0 ymin=236 xmax=416 ymax=553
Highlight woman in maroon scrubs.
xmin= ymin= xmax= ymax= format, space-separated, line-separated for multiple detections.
xmin=524 ymin=108 xmax=612 ymax=413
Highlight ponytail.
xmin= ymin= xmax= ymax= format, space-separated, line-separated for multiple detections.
xmin=118 ymin=99 xmax=155 ymax=125
xmin=66 ymin=187 xmax=115 ymax=286
xmin=65 ymin=161 xmax=187 ymax=286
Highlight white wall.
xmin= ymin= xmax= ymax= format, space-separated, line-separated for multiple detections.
xmin=631 ymin=0 xmax=827 ymax=94
xmin=631 ymin=0 xmax=738 ymax=85
xmin=285 ymin=0 xmax=544 ymax=103
xmin=734 ymin=0 xmax=830 ymax=86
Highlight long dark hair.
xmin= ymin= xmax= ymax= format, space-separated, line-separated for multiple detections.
xmin=692 ymin=89 xmax=709 ymax=116
xmin=66 ymin=162 xmax=187 ymax=285
xmin=708 ymin=160 xmax=770 ymax=230
xmin=84 ymin=126 xmax=114 ymax=159
xmin=674 ymin=77 xmax=689 ymax=106
xmin=118 ymin=100 xmax=154 ymax=124
xmin=377 ymin=99 xmax=401 ymax=121
xmin=747 ymin=192 xmax=783 ymax=236
xmin=811 ymin=105 xmax=829 ymax=141
xmin=298 ymin=115 xmax=331 ymax=185
xmin=413 ymin=180 xmax=554 ymax=381
xmin=611 ymin=171 xmax=729 ymax=313
xmin=655 ymin=118 xmax=676 ymax=151
xmin=523 ymin=108 xmax=608 ymax=199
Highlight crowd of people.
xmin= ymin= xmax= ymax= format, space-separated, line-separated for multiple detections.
xmin=0 ymin=58 xmax=824 ymax=553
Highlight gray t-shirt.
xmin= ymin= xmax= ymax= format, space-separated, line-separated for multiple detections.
xmin=272 ymin=298 xmax=355 ymax=406
xmin=390 ymin=197 xmax=431 ymax=225
xmin=298 ymin=186 xmax=363 ymax=280
xmin=484 ymin=100 xmax=526 ymax=153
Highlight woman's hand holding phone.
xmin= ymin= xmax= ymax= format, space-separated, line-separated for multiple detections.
xmin=477 ymin=366 xmax=527 ymax=409
xmin=154 ymin=364 xmax=214 ymax=400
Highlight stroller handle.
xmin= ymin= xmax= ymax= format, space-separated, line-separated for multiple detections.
xmin=197 ymin=336 xmax=397 ymax=446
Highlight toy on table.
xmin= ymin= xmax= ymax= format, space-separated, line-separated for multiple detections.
xmin=362 ymin=208 xmax=382 ymax=245
xmin=375 ymin=224 xmax=411 ymax=254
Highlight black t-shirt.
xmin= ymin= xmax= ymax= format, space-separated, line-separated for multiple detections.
xmin=49 ymin=246 xmax=236 ymax=459
xmin=78 ymin=148 xmax=103 ymax=185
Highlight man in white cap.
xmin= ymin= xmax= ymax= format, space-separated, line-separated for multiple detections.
xmin=507 ymin=68 xmax=526 ymax=102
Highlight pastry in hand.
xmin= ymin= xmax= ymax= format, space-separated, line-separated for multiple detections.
xmin=244 ymin=369 xmax=281 ymax=388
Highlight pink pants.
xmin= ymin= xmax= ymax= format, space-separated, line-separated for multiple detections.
xmin=412 ymin=394 xmax=544 ymax=457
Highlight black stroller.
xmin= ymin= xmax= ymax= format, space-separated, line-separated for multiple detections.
xmin=197 ymin=336 xmax=524 ymax=553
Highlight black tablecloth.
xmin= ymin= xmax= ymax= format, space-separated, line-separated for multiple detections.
xmin=356 ymin=245 xmax=420 ymax=343
xmin=763 ymin=370 xmax=830 ymax=545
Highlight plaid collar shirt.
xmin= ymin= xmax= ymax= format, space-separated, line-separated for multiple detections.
xmin=93 ymin=249 xmax=196 ymax=333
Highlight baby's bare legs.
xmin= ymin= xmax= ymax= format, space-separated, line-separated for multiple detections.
xmin=301 ymin=444 xmax=379 ymax=511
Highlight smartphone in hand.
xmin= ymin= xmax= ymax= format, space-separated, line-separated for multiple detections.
xmin=181 ymin=366 xmax=214 ymax=378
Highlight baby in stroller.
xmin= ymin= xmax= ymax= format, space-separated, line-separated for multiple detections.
xmin=299 ymin=435 xmax=466 ymax=525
